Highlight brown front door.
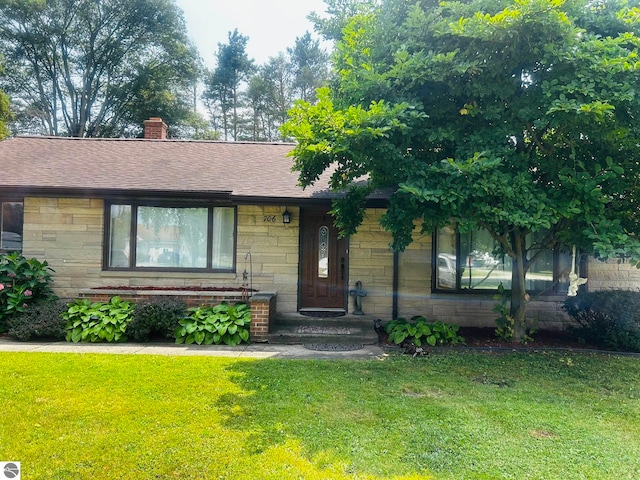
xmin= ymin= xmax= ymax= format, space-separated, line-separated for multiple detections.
xmin=299 ymin=210 xmax=348 ymax=310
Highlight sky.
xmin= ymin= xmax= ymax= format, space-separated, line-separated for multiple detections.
xmin=174 ymin=0 xmax=331 ymax=68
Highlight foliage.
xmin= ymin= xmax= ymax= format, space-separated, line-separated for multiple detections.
xmin=287 ymin=32 xmax=330 ymax=104
xmin=563 ymin=290 xmax=640 ymax=352
xmin=6 ymin=299 xmax=68 ymax=341
xmin=175 ymin=302 xmax=250 ymax=346
xmin=0 ymin=0 xmax=200 ymax=137
xmin=0 ymin=252 xmax=56 ymax=332
xmin=0 ymin=85 xmax=10 ymax=139
xmin=3 ymin=352 xmax=640 ymax=479
xmin=283 ymin=0 xmax=640 ymax=342
xmin=204 ymin=29 xmax=255 ymax=141
xmin=64 ymin=296 xmax=134 ymax=343
xmin=127 ymin=296 xmax=186 ymax=342
xmin=385 ymin=316 xmax=464 ymax=347
xmin=205 ymin=29 xmax=331 ymax=142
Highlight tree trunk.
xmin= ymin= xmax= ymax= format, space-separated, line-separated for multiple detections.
xmin=510 ymin=241 xmax=529 ymax=343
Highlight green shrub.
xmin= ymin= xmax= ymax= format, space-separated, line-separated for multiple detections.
xmin=0 ymin=252 xmax=56 ymax=332
xmin=64 ymin=296 xmax=134 ymax=343
xmin=563 ymin=290 xmax=640 ymax=352
xmin=175 ymin=302 xmax=250 ymax=346
xmin=6 ymin=299 xmax=68 ymax=341
xmin=385 ymin=316 xmax=465 ymax=347
xmin=128 ymin=297 xmax=186 ymax=342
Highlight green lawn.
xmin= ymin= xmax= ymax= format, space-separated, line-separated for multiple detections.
xmin=1 ymin=351 xmax=639 ymax=479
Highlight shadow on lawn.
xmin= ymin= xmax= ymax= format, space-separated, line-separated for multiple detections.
xmin=216 ymin=358 xmax=440 ymax=478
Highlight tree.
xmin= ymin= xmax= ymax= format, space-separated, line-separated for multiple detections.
xmin=0 ymin=0 xmax=200 ymax=138
xmin=0 ymin=88 xmax=10 ymax=140
xmin=242 ymin=36 xmax=330 ymax=141
xmin=245 ymin=54 xmax=292 ymax=141
xmin=288 ymin=32 xmax=330 ymax=103
xmin=283 ymin=0 xmax=640 ymax=341
xmin=0 ymin=61 xmax=10 ymax=139
xmin=204 ymin=29 xmax=255 ymax=141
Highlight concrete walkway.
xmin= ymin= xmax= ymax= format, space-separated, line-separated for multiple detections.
xmin=0 ymin=337 xmax=386 ymax=360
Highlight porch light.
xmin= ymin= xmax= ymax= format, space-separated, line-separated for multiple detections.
xmin=282 ymin=208 xmax=291 ymax=224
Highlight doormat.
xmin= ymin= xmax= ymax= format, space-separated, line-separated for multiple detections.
xmin=298 ymin=326 xmax=351 ymax=335
xmin=303 ymin=343 xmax=364 ymax=351
xmin=299 ymin=310 xmax=346 ymax=318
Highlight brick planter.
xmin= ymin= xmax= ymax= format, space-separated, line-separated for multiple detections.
xmin=78 ymin=289 xmax=276 ymax=343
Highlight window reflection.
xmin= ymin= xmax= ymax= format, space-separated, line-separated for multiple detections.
xmin=435 ymin=226 xmax=570 ymax=293
xmin=0 ymin=201 xmax=24 ymax=252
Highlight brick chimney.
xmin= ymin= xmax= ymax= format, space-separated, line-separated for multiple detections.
xmin=143 ymin=117 xmax=168 ymax=140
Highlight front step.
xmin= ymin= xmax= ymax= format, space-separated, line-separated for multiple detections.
xmin=268 ymin=313 xmax=379 ymax=345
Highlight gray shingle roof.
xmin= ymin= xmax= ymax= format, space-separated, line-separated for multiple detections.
xmin=0 ymin=136 xmax=337 ymax=201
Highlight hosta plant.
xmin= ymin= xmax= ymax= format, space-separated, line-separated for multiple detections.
xmin=64 ymin=296 xmax=134 ymax=343
xmin=175 ymin=302 xmax=250 ymax=346
xmin=385 ymin=316 xmax=464 ymax=347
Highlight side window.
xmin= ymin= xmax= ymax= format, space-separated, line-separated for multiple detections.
xmin=0 ymin=200 xmax=24 ymax=252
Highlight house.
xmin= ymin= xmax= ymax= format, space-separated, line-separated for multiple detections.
xmin=1 ymin=118 xmax=637 ymax=341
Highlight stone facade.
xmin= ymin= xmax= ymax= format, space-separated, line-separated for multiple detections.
xmin=22 ymin=199 xmax=299 ymax=306
xmin=347 ymin=208 xmax=394 ymax=316
xmin=236 ymin=205 xmax=299 ymax=313
xmin=17 ymin=196 xmax=638 ymax=332
xmin=587 ymin=257 xmax=640 ymax=291
xmin=347 ymin=210 xmax=576 ymax=329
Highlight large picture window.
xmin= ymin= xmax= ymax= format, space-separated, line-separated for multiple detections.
xmin=434 ymin=226 xmax=571 ymax=294
xmin=0 ymin=200 xmax=23 ymax=252
xmin=106 ymin=202 xmax=236 ymax=271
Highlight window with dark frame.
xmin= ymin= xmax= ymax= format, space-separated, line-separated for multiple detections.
xmin=433 ymin=225 xmax=571 ymax=294
xmin=0 ymin=200 xmax=24 ymax=252
xmin=106 ymin=202 xmax=236 ymax=271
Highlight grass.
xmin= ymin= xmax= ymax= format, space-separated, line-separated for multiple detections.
xmin=0 ymin=351 xmax=639 ymax=479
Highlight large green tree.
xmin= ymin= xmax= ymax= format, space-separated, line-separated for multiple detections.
xmin=0 ymin=0 xmax=200 ymax=137
xmin=284 ymin=0 xmax=640 ymax=341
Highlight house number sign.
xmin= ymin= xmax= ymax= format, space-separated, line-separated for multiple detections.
xmin=263 ymin=215 xmax=277 ymax=222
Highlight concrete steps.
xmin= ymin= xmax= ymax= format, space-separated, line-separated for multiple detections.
xmin=268 ymin=313 xmax=379 ymax=345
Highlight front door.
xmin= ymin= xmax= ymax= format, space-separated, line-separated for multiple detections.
xmin=299 ymin=210 xmax=348 ymax=310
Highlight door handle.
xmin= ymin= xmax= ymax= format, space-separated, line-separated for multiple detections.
xmin=340 ymin=257 xmax=345 ymax=280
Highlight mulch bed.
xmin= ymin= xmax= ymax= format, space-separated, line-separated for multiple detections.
xmin=378 ymin=326 xmax=599 ymax=351
xmin=456 ymin=327 xmax=595 ymax=350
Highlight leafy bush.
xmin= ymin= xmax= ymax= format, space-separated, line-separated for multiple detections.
xmin=0 ymin=252 xmax=56 ymax=332
xmin=385 ymin=316 xmax=465 ymax=347
xmin=175 ymin=302 xmax=250 ymax=346
xmin=6 ymin=299 xmax=68 ymax=341
xmin=127 ymin=297 xmax=186 ymax=342
xmin=64 ymin=296 xmax=134 ymax=343
xmin=563 ymin=290 xmax=640 ymax=352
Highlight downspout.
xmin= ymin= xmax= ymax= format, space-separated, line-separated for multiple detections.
xmin=392 ymin=250 xmax=399 ymax=320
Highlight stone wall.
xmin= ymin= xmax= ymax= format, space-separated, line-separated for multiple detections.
xmin=346 ymin=209 xmax=570 ymax=329
xmin=22 ymin=197 xmax=104 ymax=298
xmin=21 ymin=198 xmax=300 ymax=310
xmin=20 ymin=196 xmax=637 ymax=331
xmin=236 ymin=205 xmax=299 ymax=313
xmin=347 ymin=208 xmax=394 ymax=316
xmin=587 ymin=257 xmax=640 ymax=291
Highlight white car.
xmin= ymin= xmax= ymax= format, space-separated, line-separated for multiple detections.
xmin=437 ymin=253 xmax=457 ymax=288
